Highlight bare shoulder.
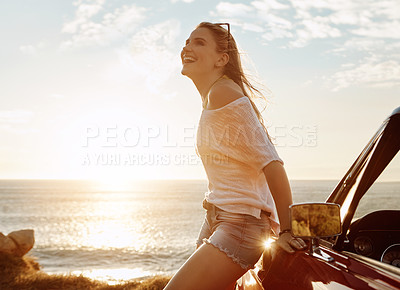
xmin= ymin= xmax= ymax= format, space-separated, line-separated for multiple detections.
xmin=207 ymin=79 xmax=244 ymax=110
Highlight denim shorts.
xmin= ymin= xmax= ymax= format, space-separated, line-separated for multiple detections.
xmin=196 ymin=200 xmax=271 ymax=270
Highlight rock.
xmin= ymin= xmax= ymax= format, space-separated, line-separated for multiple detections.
xmin=0 ymin=229 xmax=34 ymax=257
xmin=8 ymin=229 xmax=35 ymax=257
xmin=0 ymin=232 xmax=17 ymax=253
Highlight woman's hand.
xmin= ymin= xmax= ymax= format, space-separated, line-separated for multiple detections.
xmin=276 ymin=232 xmax=307 ymax=253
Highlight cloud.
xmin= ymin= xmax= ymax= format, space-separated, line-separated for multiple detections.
xmin=325 ymin=36 xmax=400 ymax=90
xmin=290 ymin=17 xmax=341 ymax=47
xmin=351 ymin=21 xmax=400 ymax=39
xmin=129 ymin=20 xmax=182 ymax=94
xmin=213 ymin=2 xmax=254 ymax=18
xmin=325 ymin=58 xmax=400 ymax=91
xmin=171 ymin=0 xmax=195 ymax=3
xmin=260 ymin=14 xmax=294 ymax=41
xmin=242 ymin=23 xmax=264 ymax=33
xmin=328 ymin=9 xmax=371 ymax=26
xmin=19 ymin=42 xmax=45 ymax=55
xmin=62 ymin=0 xmax=105 ymax=34
xmin=104 ymin=20 xmax=182 ymax=97
xmin=19 ymin=44 xmax=37 ymax=55
xmin=60 ymin=1 xmax=147 ymax=49
xmin=212 ymin=1 xmax=295 ymax=44
xmin=251 ymin=0 xmax=290 ymax=11
xmin=211 ymin=0 xmax=400 ymax=90
xmin=329 ymin=38 xmax=400 ymax=58
xmin=212 ymin=0 xmax=400 ymax=46
xmin=213 ymin=1 xmax=293 ymax=39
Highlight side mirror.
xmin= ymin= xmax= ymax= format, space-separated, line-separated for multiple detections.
xmin=290 ymin=203 xmax=341 ymax=238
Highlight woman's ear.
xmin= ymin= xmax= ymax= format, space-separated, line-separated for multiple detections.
xmin=215 ymin=53 xmax=229 ymax=68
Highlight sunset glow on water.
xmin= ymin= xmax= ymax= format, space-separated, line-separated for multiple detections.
xmin=1 ymin=179 xmax=398 ymax=283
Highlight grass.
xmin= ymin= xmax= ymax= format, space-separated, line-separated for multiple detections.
xmin=0 ymin=252 xmax=171 ymax=290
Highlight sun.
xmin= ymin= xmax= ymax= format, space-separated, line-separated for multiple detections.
xmin=91 ymin=174 xmax=133 ymax=192
xmin=264 ymin=237 xmax=275 ymax=249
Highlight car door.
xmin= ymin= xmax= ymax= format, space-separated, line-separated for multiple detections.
xmin=258 ymin=245 xmax=400 ymax=289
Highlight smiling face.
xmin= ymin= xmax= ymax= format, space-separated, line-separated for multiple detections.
xmin=181 ymin=27 xmax=224 ymax=79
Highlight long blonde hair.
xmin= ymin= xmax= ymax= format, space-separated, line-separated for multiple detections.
xmin=197 ymin=22 xmax=272 ymax=140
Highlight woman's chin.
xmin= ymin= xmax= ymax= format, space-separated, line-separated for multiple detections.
xmin=181 ymin=67 xmax=193 ymax=77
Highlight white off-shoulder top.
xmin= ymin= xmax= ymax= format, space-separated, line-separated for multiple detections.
xmin=196 ymin=96 xmax=283 ymax=234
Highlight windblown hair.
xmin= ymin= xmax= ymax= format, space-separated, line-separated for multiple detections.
xmin=197 ymin=22 xmax=272 ymax=140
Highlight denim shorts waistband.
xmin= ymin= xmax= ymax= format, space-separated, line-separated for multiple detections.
xmin=202 ymin=199 xmax=271 ymax=217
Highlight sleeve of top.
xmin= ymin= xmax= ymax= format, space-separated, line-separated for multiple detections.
xmin=225 ymin=100 xmax=284 ymax=171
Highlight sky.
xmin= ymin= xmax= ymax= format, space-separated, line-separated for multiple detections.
xmin=0 ymin=0 xmax=399 ymax=181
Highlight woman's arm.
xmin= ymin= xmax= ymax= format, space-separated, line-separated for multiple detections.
xmin=263 ymin=161 xmax=306 ymax=253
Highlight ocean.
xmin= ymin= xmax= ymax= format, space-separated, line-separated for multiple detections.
xmin=0 ymin=179 xmax=399 ymax=284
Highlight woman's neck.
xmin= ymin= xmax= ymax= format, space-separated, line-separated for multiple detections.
xmin=192 ymin=72 xmax=224 ymax=100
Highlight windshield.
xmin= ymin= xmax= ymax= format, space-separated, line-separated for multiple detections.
xmin=353 ymin=151 xmax=400 ymax=220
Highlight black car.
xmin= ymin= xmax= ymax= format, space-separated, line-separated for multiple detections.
xmin=239 ymin=106 xmax=400 ymax=289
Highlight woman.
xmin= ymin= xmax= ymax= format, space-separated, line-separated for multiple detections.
xmin=164 ymin=22 xmax=306 ymax=290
